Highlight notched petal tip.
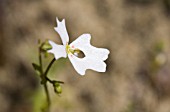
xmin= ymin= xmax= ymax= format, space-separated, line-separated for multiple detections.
xmin=56 ymin=17 xmax=65 ymax=24
xmin=54 ymin=17 xmax=69 ymax=45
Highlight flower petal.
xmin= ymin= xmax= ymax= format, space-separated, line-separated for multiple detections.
xmin=48 ymin=40 xmax=67 ymax=60
xmin=68 ymin=54 xmax=106 ymax=75
xmin=68 ymin=34 xmax=110 ymax=75
xmin=70 ymin=34 xmax=110 ymax=61
xmin=54 ymin=18 xmax=69 ymax=45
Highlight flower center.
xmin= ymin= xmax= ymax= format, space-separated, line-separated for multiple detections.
xmin=66 ymin=44 xmax=74 ymax=54
xmin=66 ymin=44 xmax=85 ymax=58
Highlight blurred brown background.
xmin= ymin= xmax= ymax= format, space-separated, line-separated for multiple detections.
xmin=1 ymin=0 xmax=170 ymax=112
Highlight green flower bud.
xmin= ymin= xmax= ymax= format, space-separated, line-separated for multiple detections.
xmin=41 ymin=42 xmax=52 ymax=51
xmin=53 ymin=82 xmax=62 ymax=94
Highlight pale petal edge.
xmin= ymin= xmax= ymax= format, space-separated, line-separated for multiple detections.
xmin=48 ymin=40 xmax=67 ymax=60
xmin=68 ymin=54 xmax=107 ymax=75
xmin=54 ymin=17 xmax=69 ymax=45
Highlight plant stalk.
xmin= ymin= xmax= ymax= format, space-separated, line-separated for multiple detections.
xmin=39 ymin=44 xmax=55 ymax=112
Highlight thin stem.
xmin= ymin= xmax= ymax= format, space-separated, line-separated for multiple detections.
xmin=38 ymin=46 xmax=55 ymax=112
xmin=39 ymin=48 xmax=43 ymax=75
xmin=39 ymin=47 xmax=49 ymax=112
xmin=46 ymin=77 xmax=64 ymax=84
xmin=46 ymin=77 xmax=53 ymax=83
xmin=41 ymin=58 xmax=55 ymax=112
xmin=44 ymin=83 xmax=50 ymax=112
xmin=44 ymin=58 xmax=55 ymax=77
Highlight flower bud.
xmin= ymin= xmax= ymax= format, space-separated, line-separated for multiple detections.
xmin=53 ymin=82 xmax=62 ymax=94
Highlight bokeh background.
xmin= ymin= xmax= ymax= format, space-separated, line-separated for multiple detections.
xmin=1 ymin=0 xmax=170 ymax=112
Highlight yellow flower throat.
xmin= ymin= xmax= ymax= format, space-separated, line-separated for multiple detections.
xmin=66 ymin=44 xmax=80 ymax=55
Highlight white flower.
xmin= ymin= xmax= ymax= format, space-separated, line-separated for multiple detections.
xmin=48 ymin=18 xmax=110 ymax=75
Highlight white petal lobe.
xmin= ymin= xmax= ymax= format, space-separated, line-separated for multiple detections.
xmin=54 ymin=18 xmax=69 ymax=45
xmin=68 ymin=54 xmax=106 ymax=75
xmin=69 ymin=34 xmax=110 ymax=75
xmin=48 ymin=40 xmax=67 ymax=60
xmin=70 ymin=34 xmax=110 ymax=60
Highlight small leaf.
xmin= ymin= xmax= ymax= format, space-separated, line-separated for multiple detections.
xmin=32 ymin=63 xmax=41 ymax=75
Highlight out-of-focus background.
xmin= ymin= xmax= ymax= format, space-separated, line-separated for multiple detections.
xmin=1 ymin=0 xmax=170 ymax=112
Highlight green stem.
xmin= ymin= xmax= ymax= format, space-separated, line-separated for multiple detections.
xmin=39 ymin=43 xmax=55 ymax=112
xmin=39 ymin=48 xmax=43 ymax=75
xmin=44 ymin=83 xmax=50 ymax=112
xmin=44 ymin=58 xmax=55 ymax=77
xmin=46 ymin=77 xmax=64 ymax=84
xmin=42 ymin=58 xmax=55 ymax=112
